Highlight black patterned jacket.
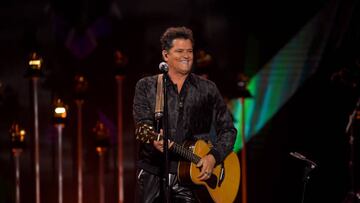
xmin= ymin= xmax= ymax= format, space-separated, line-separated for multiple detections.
xmin=133 ymin=73 xmax=236 ymax=175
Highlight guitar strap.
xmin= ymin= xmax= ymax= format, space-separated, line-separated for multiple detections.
xmin=155 ymin=74 xmax=164 ymax=120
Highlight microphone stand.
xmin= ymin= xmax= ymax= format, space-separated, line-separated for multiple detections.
xmin=162 ymin=71 xmax=170 ymax=203
xmin=290 ymin=152 xmax=317 ymax=203
xmin=301 ymin=163 xmax=316 ymax=203
xmin=155 ymin=62 xmax=170 ymax=203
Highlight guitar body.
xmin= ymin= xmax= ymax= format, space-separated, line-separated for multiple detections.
xmin=135 ymin=124 xmax=240 ymax=203
xmin=178 ymin=140 xmax=240 ymax=203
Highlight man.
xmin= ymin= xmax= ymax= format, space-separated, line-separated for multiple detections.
xmin=133 ymin=26 xmax=236 ymax=202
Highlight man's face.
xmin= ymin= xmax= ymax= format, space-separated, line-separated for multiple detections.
xmin=163 ymin=39 xmax=193 ymax=75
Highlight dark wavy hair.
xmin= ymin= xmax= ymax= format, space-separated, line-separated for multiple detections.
xmin=160 ymin=26 xmax=194 ymax=51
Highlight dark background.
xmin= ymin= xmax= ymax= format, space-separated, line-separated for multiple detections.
xmin=1 ymin=0 xmax=360 ymax=202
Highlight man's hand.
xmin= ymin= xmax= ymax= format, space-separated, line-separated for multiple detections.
xmin=196 ymin=154 xmax=216 ymax=180
xmin=153 ymin=140 xmax=174 ymax=152
xmin=152 ymin=129 xmax=174 ymax=152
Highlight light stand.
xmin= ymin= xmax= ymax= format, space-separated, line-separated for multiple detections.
xmin=235 ymin=73 xmax=252 ymax=203
xmin=301 ymin=164 xmax=315 ymax=203
xmin=25 ymin=52 xmax=43 ymax=203
xmin=93 ymin=121 xmax=111 ymax=203
xmin=114 ymin=50 xmax=127 ymax=203
xmin=53 ymin=98 xmax=67 ymax=203
xmin=74 ymin=74 xmax=88 ymax=203
xmin=9 ymin=122 xmax=26 ymax=203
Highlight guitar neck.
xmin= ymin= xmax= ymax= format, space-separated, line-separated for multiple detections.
xmin=171 ymin=142 xmax=201 ymax=164
xmin=135 ymin=123 xmax=201 ymax=164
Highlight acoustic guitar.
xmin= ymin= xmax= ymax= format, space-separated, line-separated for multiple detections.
xmin=135 ymin=123 xmax=240 ymax=203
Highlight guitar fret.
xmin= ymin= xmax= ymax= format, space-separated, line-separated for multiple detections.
xmin=172 ymin=143 xmax=200 ymax=164
xmin=187 ymin=151 xmax=192 ymax=161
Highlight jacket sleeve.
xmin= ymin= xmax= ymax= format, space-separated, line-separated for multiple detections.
xmin=208 ymin=83 xmax=237 ymax=165
xmin=133 ymin=78 xmax=154 ymax=126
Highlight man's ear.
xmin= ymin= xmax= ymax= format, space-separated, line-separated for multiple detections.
xmin=162 ymin=50 xmax=168 ymax=61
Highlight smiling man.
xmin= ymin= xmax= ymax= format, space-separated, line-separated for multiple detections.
xmin=133 ymin=26 xmax=236 ymax=203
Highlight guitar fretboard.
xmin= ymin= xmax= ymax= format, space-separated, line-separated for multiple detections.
xmin=136 ymin=123 xmax=202 ymax=164
xmin=171 ymin=142 xmax=201 ymax=164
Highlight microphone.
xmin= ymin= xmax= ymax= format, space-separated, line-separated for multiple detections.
xmin=290 ymin=152 xmax=318 ymax=168
xmin=159 ymin=62 xmax=169 ymax=73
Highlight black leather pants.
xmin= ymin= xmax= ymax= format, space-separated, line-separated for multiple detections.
xmin=136 ymin=169 xmax=199 ymax=203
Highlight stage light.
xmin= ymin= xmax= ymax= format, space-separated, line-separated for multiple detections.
xmin=93 ymin=121 xmax=110 ymax=153
xmin=53 ymin=98 xmax=68 ymax=126
xmin=9 ymin=122 xmax=26 ymax=151
xmin=196 ymin=49 xmax=213 ymax=67
xmin=74 ymin=74 xmax=88 ymax=101
xmin=25 ymin=52 xmax=43 ymax=77
xmin=195 ymin=49 xmax=213 ymax=79
xmin=28 ymin=59 xmax=41 ymax=68
xmin=55 ymin=107 xmax=66 ymax=114
xmin=114 ymin=50 xmax=128 ymax=77
xmin=235 ymin=73 xmax=252 ymax=99
xmin=9 ymin=122 xmax=26 ymax=203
